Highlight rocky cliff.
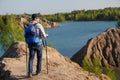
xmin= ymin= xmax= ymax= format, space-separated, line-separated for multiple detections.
xmin=18 ymin=17 xmax=60 ymax=29
xmin=0 ymin=41 xmax=110 ymax=80
xmin=71 ymin=28 xmax=120 ymax=67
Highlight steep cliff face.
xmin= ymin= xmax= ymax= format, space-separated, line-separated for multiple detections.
xmin=0 ymin=41 xmax=110 ymax=80
xmin=71 ymin=28 xmax=120 ymax=67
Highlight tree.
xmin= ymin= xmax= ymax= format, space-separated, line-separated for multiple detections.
xmin=0 ymin=15 xmax=24 ymax=51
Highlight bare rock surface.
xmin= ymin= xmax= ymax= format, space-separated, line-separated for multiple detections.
xmin=71 ymin=28 xmax=120 ymax=67
xmin=0 ymin=41 xmax=110 ymax=80
xmin=18 ymin=17 xmax=59 ymax=29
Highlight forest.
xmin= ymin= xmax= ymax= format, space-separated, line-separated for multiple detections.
xmin=42 ymin=7 xmax=120 ymax=22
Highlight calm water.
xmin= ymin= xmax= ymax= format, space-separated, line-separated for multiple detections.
xmin=0 ymin=21 xmax=116 ymax=57
xmin=46 ymin=21 xmax=116 ymax=57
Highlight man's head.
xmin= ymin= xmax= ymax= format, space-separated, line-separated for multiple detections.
xmin=32 ymin=14 xmax=40 ymax=22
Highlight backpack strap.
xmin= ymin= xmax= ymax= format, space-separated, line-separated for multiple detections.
xmin=34 ymin=23 xmax=44 ymax=39
xmin=33 ymin=23 xmax=37 ymax=26
xmin=34 ymin=23 xmax=42 ymax=38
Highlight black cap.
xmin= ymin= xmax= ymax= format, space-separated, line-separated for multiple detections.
xmin=32 ymin=14 xmax=40 ymax=20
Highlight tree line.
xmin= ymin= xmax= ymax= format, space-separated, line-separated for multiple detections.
xmin=42 ymin=7 xmax=120 ymax=22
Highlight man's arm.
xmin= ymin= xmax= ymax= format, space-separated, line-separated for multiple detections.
xmin=37 ymin=24 xmax=48 ymax=38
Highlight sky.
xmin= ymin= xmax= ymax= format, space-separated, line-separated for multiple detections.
xmin=0 ymin=0 xmax=120 ymax=15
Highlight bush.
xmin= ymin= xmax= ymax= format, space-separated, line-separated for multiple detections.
xmin=0 ymin=15 xmax=24 ymax=51
xmin=103 ymin=66 xmax=116 ymax=80
xmin=81 ymin=57 xmax=116 ymax=80
xmin=82 ymin=57 xmax=102 ymax=74
xmin=116 ymin=19 xmax=120 ymax=27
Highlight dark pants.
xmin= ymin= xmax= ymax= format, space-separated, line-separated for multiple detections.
xmin=28 ymin=43 xmax=42 ymax=75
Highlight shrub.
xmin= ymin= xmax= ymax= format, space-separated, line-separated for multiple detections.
xmin=116 ymin=19 xmax=120 ymax=27
xmin=0 ymin=15 xmax=24 ymax=51
xmin=81 ymin=57 xmax=116 ymax=80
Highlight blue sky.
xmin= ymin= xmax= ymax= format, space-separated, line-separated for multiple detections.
xmin=0 ymin=0 xmax=120 ymax=15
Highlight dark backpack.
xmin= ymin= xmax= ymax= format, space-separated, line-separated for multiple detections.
xmin=24 ymin=23 xmax=41 ymax=44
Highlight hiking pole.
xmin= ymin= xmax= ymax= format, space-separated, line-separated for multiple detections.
xmin=26 ymin=43 xmax=28 ymax=76
xmin=45 ymin=39 xmax=48 ymax=74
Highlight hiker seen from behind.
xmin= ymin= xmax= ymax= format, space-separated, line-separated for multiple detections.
xmin=24 ymin=13 xmax=48 ymax=77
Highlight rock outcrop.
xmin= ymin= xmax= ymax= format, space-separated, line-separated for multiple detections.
xmin=18 ymin=17 xmax=60 ymax=29
xmin=71 ymin=28 xmax=120 ymax=67
xmin=0 ymin=41 xmax=110 ymax=80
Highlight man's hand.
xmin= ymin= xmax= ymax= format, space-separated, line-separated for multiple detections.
xmin=46 ymin=34 xmax=48 ymax=37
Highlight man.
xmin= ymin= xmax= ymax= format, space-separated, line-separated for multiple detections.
xmin=27 ymin=14 xmax=48 ymax=77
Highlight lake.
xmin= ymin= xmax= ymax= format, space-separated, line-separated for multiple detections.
xmin=0 ymin=21 xmax=117 ymax=57
xmin=46 ymin=21 xmax=116 ymax=58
